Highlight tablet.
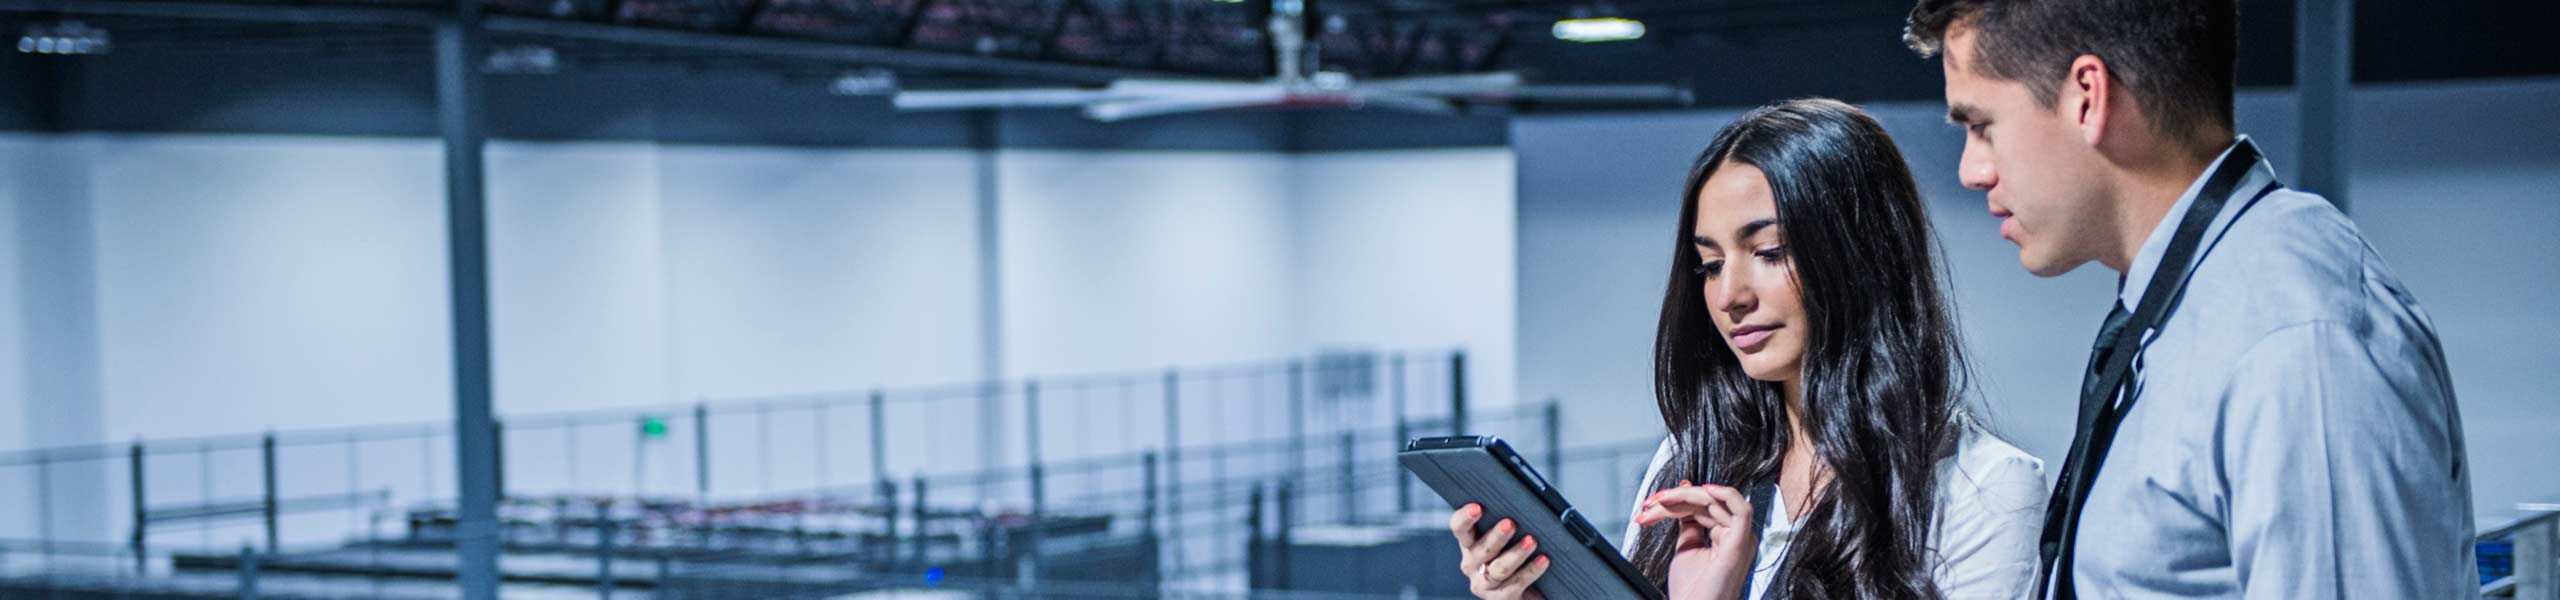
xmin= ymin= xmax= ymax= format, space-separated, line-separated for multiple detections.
xmin=1399 ymin=436 xmax=1662 ymax=600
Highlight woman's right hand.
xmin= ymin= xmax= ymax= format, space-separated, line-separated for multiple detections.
xmin=1636 ymin=481 xmax=1757 ymax=600
xmin=1449 ymin=503 xmax=1552 ymax=600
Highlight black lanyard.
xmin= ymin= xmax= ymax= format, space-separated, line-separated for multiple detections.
xmin=2035 ymin=140 xmax=2281 ymax=599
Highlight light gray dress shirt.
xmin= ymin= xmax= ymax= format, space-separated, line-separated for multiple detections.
xmin=2062 ymin=137 xmax=2475 ymax=598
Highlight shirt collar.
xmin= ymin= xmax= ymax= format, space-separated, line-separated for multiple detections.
xmin=2115 ymin=135 xmax=2276 ymax=311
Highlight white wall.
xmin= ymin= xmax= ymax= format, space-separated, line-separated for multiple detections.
xmin=656 ymin=146 xmax=986 ymax=399
xmin=87 ymin=135 xmax=456 ymax=437
xmin=1 ymin=133 xmax=111 ymax=547
xmin=997 ymin=150 xmax=1301 ymax=378
xmin=1292 ymin=148 xmax=1519 ymax=424
xmin=0 ymin=133 xmax=1520 ymax=538
xmin=1513 ymin=77 xmax=2560 ymax=523
xmin=487 ymin=141 xmax=668 ymax=417
xmin=656 ymin=145 xmax=988 ymax=496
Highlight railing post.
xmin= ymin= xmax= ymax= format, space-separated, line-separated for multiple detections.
xmin=869 ymin=389 xmax=887 ymax=484
xmin=1143 ymin=452 xmax=1160 ymax=539
xmin=910 ymin=475 xmax=929 ymax=564
xmin=1245 ymin=483 xmax=1265 ymax=588
xmin=1024 ymin=380 xmax=1045 ymax=587
xmin=1394 ymin=353 xmax=1411 ymax=513
xmin=238 ymin=545 xmax=259 ymax=600
xmin=1162 ymin=368 xmax=1181 ymax=561
xmin=1289 ymin=360 xmax=1306 ymax=486
xmin=1449 ymin=351 xmax=1468 ymax=436
xmin=693 ymin=402 xmax=710 ymax=501
xmin=263 ymin=433 xmax=281 ymax=552
xmin=2523 ymin=519 xmax=2558 ymax=600
xmin=1339 ymin=431 xmax=1357 ymax=522
xmin=492 ymin=420 xmax=507 ymax=502
xmin=36 ymin=453 xmax=53 ymax=563
xmin=1275 ymin=481 xmax=1294 ymax=590
xmin=878 ymin=478 xmax=899 ymax=555
xmin=595 ymin=502 xmax=616 ymax=600
xmin=1545 ymin=400 xmax=1563 ymax=486
xmin=129 ymin=440 xmax=145 ymax=575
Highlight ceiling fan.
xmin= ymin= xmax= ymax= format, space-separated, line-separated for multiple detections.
xmin=890 ymin=0 xmax=1693 ymax=122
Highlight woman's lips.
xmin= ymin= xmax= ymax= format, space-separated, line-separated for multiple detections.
xmin=1730 ymin=324 xmax=1780 ymax=352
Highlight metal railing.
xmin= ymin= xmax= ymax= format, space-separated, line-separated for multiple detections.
xmin=0 ymin=400 xmax=1630 ymax=599
xmin=2483 ymin=505 xmax=2560 ymax=599
xmin=0 ymin=349 xmax=1590 ymax=598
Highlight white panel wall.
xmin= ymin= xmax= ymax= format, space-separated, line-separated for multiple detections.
xmin=996 ymin=150 xmax=1300 ymax=378
xmin=656 ymin=146 xmax=984 ymax=399
xmin=1292 ymin=148 xmax=1519 ymax=426
xmin=488 ymin=141 xmax=670 ymax=416
xmin=655 ymin=145 xmax=984 ymax=497
xmin=86 ymin=135 xmax=455 ymax=438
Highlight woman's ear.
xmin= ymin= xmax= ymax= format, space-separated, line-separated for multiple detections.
xmin=2068 ymin=54 xmax=2113 ymax=147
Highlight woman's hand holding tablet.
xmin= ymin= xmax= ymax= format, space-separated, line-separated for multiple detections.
xmin=1451 ymin=502 xmax=1553 ymax=600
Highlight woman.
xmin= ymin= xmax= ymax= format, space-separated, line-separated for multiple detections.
xmin=1447 ymin=99 xmax=2046 ymax=599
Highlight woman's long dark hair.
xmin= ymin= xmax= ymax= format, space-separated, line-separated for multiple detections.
xmin=1630 ymin=98 xmax=1967 ymax=599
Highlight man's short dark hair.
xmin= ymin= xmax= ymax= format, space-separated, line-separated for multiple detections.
xmin=1904 ymin=0 xmax=2237 ymax=148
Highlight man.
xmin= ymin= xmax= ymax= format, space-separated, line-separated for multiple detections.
xmin=1902 ymin=0 xmax=2475 ymax=598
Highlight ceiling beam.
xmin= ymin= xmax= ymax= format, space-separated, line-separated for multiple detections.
xmin=482 ymin=14 xmax=1190 ymax=83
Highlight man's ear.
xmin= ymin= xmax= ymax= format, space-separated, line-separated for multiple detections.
xmin=2067 ymin=54 xmax=2111 ymax=147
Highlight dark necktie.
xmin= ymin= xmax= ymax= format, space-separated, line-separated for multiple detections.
xmin=2080 ymin=304 xmax=2133 ymax=401
xmin=2049 ymin=302 xmax=2133 ymax=600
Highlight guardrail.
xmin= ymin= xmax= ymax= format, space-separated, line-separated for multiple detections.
xmin=2483 ymin=504 xmax=2560 ymax=599
xmin=0 ymin=349 xmax=1477 ymax=574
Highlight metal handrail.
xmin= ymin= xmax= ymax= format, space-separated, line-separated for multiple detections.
xmin=2482 ymin=507 xmax=2560 ymax=542
xmin=2479 ymin=505 xmax=2560 ymax=599
xmin=0 ymin=348 xmax=1463 ymax=466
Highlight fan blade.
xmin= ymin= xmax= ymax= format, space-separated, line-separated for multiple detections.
xmin=1351 ymin=93 xmax=1457 ymax=115
xmin=1353 ymin=72 xmax=1524 ymax=96
xmin=892 ymin=88 xmax=1122 ymax=110
xmin=1501 ymin=84 xmax=1695 ymax=104
xmin=1104 ymin=78 xmax=1287 ymax=97
xmin=1085 ymin=93 xmax=1288 ymax=122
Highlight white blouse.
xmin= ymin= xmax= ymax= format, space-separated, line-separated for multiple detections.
xmin=1616 ymin=419 xmax=2048 ymax=600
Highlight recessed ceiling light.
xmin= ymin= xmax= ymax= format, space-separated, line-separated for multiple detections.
xmin=1552 ymin=17 xmax=1644 ymax=43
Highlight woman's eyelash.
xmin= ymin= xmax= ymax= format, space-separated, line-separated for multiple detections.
xmin=1692 ymin=260 xmax=1723 ymax=277
xmin=1755 ymin=246 xmax=1787 ymax=261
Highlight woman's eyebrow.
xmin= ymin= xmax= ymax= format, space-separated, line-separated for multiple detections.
xmin=1696 ymin=218 xmax=1781 ymax=247
xmin=1689 ymin=216 xmax=1771 ymax=247
xmin=1739 ymin=218 xmax=1781 ymax=240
